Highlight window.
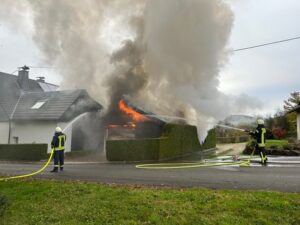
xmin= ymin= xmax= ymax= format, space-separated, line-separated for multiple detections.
xmin=31 ymin=101 xmax=46 ymax=109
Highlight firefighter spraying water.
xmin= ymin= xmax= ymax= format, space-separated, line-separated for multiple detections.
xmin=0 ymin=113 xmax=88 ymax=181
xmin=245 ymin=119 xmax=268 ymax=165
xmin=217 ymin=119 xmax=268 ymax=165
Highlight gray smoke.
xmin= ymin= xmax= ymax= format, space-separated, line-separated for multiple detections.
xmin=105 ymin=15 xmax=148 ymax=119
xmin=0 ymin=0 xmax=262 ymax=141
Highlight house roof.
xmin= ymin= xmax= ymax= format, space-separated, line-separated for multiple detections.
xmin=12 ymin=90 xmax=102 ymax=121
xmin=288 ymin=105 xmax=300 ymax=113
xmin=0 ymin=71 xmax=102 ymax=122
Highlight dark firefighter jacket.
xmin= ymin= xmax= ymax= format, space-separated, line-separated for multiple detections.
xmin=250 ymin=124 xmax=266 ymax=147
xmin=51 ymin=132 xmax=67 ymax=151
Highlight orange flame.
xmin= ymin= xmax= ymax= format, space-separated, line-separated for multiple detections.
xmin=119 ymin=99 xmax=147 ymax=122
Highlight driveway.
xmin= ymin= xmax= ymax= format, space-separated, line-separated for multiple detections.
xmin=216 ymin=142 xmax=247 ymax=155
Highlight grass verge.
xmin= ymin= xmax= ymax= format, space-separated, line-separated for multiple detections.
xmin=0 ymin=180 xmax=299 ymax=225
xmin=265 ymin=140 xmax=288 ymax=150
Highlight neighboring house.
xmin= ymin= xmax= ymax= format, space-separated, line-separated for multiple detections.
xmin=0 ymin=66 xmax=102 ymax=152
xmin=289 ymin=105 xmax=300 ymax=140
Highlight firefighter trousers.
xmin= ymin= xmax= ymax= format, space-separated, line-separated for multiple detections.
xmin=256 ymin=146 xmax=267 ymax=164
xmin=53 ymin=150 xmax=64 ymax=169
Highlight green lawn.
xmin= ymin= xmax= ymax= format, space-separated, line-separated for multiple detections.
xmin=265 ymin=139 xmax=288 ymax=150
xmin=0 ymin=180 xmax=300 ymax=225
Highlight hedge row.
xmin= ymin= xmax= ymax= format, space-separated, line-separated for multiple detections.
xmin=106 ymin=139 xmax=160 ymax=161
xmin=0 ymin=144 xmax=48 ymax=161
xmin=201 ymin=129 xmax=216 ymax=150
xmin=106 ymin=124 xmax=216 ymax=162
xmin=159 ymin=124 xmax=202 ymax=159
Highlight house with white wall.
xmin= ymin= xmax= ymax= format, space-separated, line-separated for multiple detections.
xmin=0 ymin=66 xmax=102 ymax=152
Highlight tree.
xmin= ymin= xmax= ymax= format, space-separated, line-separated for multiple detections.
xmin=286 ymin=112 xmax=297 ymax=137
xmin=283 ymin=91 xmax=300 ymax=112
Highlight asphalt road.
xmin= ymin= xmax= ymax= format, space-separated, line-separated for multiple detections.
xmin=0 ymin=159 xmax=300 ymax=193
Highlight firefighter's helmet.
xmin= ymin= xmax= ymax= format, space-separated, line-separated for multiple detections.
xmin=257 ymin=119 xmax=264 ymax=125
xmin=55 ymin=127 xmax=62 ymax=133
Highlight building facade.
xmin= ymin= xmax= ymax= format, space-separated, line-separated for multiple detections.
xmin=0 ymin=67 xmax=102 ymax=152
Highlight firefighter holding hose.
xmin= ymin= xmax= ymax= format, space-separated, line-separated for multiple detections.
xmin=246 ymin=119 xmax=268 ymax=165
xmin=50 ymin=127 xmax=67 ymax=172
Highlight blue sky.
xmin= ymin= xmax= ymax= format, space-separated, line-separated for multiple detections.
xmin=0 ymin=0 xmax=299 ymax=116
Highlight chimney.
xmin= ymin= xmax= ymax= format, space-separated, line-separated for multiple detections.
xmin=17 ymin=65 xmax=30 ymax=91
xmin=36 ymin=76 xmax=45 ymax=83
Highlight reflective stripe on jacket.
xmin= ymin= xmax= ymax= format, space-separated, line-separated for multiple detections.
xmin=251 ymin=125 xmax=266 ymax=147
xmin=51 ymin=132 xmax=66 ymax=151
xmin=56 ymin=134 xmax=66 ymax=151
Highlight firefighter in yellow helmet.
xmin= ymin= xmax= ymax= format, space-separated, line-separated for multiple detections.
xmin=50 ymin=127 xmax=67 ymax=172
xmin=249 ymin=119 xmax=268 ymax=165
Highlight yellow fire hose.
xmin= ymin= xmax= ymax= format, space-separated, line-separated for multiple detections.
xmin=136 ymin=152 xmax=257 ymax=169
xmin=0 ymin=149 xmax=54 ymax=181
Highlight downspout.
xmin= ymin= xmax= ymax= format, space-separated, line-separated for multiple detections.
xmin=8 ymin=119 xmax=11 ymax=144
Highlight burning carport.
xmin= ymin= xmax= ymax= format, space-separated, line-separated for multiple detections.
xmin=106 ymin=99 xmax=166 ymax=140
xmin=105 ymin=99 xmax=216 ymax=162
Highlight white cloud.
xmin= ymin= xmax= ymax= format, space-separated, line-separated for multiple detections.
xmin=219 ymin=0 xmax=300 ymax=115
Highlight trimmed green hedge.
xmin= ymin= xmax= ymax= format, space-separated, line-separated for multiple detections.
xmin=106 ymin=139 xmax=160 ymax=161
xmin=0 ymin=144 xmax=48 ymax=161
xmin=201 ymin=129 xmax=216 ymax=150
xmin=159 ymin=124 xmax=202 ymax=159
xmin=106 ymin=124 xmax=216 ymax=162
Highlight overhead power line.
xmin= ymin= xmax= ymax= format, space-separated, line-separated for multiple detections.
xmin=233 ymin=36 xmax=300 ymax=52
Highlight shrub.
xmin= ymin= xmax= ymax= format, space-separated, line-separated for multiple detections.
xmin=272 ymin=127 xmax=286 ymax=139
xmin=269 ymin=145 xmax=278 ymax=150
xmin=294 ymin=143 xmax=300 ymax=150
xmin=282 ymin=144 xmax=293 ymax=150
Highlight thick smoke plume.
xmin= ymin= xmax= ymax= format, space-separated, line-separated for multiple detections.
xmin=0 ymin=0 xmax=262 ymax=141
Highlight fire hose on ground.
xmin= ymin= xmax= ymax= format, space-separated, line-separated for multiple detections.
xmin=136 ymin=149 xmax=256 ymax=169
xmin=0 ymin=149 xmax=54 ymax=181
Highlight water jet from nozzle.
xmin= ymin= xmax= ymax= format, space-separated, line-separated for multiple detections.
xmin=62 ymin=112 xmax=89 ymax=133
xmin=216 ymin=124 xmax=245 ymax=132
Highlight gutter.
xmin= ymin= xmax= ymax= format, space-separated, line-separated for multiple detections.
xmin=286 ymin=105 xmax=300 ymax=114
